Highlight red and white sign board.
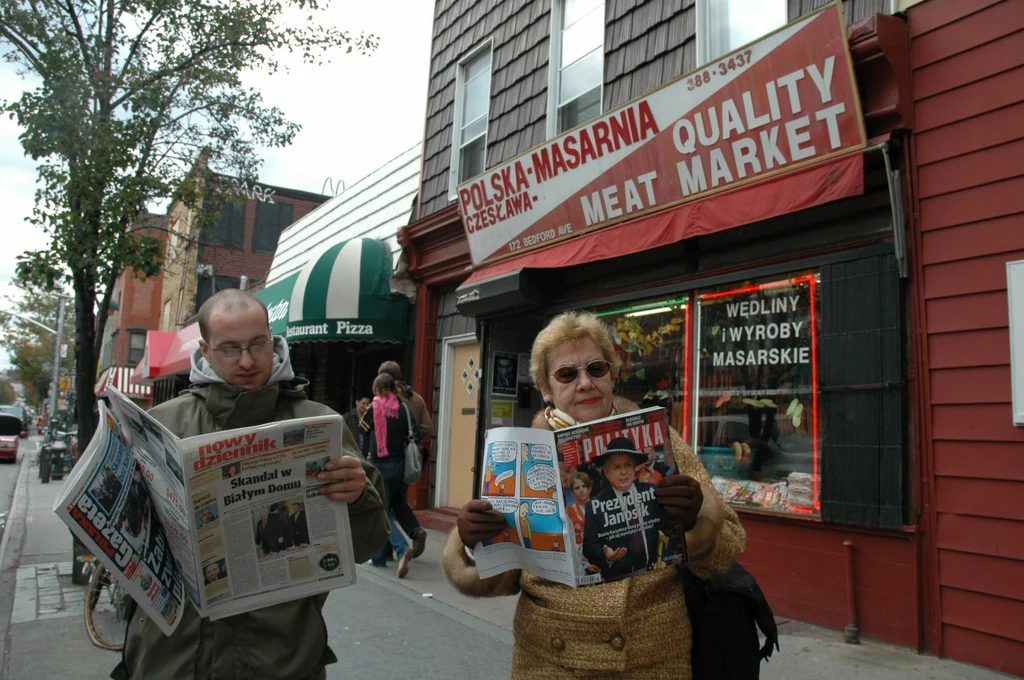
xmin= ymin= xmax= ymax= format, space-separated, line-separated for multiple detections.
xmin=457 ymin=3 xmax=867 ymax=267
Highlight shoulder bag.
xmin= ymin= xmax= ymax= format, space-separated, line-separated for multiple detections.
xmin=402 ymin=405 xmax=423 ymax=485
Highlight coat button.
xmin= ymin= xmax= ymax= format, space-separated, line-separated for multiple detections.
xmin=551 ymin=637 xmax=565 ymax=651
xmin=610 ymin=634 xmax=626 ymax=651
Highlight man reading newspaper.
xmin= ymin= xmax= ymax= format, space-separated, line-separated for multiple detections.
xmin=113 ymin=290 xmax=388 ymax=680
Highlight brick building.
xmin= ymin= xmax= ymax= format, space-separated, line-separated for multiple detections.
xmin=96 ymin=213 xmax=169 ymax=406
xmin=159 ymin=176 xmax=330 ymax=332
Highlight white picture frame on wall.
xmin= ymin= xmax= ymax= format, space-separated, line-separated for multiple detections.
xmin=1007 ymin=259 xmax=1024 ymax=426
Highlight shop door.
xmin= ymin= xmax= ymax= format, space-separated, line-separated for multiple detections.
xmin=444 ymin=340 xmax=480 ymax=509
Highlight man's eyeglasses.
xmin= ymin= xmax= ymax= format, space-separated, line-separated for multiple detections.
xmin=551 ymin=359 xmax=612 ymax=384
xmin=210 ymin=341 xmax=273 ymax=360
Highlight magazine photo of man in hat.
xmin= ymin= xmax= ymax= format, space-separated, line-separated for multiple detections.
xmin=582 ymin=437 xmax=683 ymax=581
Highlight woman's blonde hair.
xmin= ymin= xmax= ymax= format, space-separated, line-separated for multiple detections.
xmin=530 ymin=311 xmax=621 ymax=396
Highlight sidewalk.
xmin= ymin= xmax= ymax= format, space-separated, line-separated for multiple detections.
xmin=0 ymin=442 xmax=122 ymax=679
xmin=369 ymin=527 xmax=1015 ymax=680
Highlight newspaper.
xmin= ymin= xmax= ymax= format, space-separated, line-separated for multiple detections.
xmin=473 ymin=407 xmax=687 ymax=587
xmin=54 ymin=387 xmax=357 ymax=635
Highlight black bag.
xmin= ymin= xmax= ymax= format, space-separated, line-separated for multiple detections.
xmin=680 ymin=562 xmax=780 ymax=680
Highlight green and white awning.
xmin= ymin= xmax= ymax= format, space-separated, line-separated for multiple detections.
xmin=258 ymin=272 xmax=298 ymax=336
xmin=257 ymin=238 xmax=409 ymax=343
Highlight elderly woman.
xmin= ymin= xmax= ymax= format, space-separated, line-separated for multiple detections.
xmin=442 ymin=311 xmax=745 ymax=679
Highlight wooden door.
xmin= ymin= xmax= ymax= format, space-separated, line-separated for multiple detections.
xmin=446 ymin=342 xmax=480 ymax=509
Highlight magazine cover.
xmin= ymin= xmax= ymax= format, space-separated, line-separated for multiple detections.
xmin=554 ymin=407 xmax=688 ymax=584
xmin=472 ymin=407 xmax=687 ymax=587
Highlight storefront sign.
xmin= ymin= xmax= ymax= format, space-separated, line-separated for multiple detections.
xmin=457 ymin=3 xmax=866 ymax=266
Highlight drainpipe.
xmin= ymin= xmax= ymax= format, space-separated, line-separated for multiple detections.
xmin=844 ymin=540 xmax=861 ymax=644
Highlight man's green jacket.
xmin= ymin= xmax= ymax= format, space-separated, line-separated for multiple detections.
xmin=113 ymin=378 xmax=389 ymax=680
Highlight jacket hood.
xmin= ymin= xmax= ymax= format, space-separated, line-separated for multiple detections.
xmin=190 ymin=335 xmax=295 ymax=386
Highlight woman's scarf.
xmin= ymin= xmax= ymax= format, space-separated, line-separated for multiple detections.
xmin=372 ymin=393 xmax=400 ymax=458
xmin=543 ymin=403 xmax=618 ymax=431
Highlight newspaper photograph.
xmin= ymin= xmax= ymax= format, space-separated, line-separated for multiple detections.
xmin=54 ymin=387 xmax=359 ymax=633
xmin=55 ymin=402 xmax=185 ymax=635
xmin=104 ymin=388 xmax=202 ymax=606
xmin=472 ymin=407 xmax=687 ymax=587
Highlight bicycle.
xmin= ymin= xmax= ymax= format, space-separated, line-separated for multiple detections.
xmin=84 ymin=561 xmax=131 ymax=650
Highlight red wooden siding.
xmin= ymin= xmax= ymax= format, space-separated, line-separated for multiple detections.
xmin=739 ymin=516 xmax=919 ymax=648
xmin=910 ymin=0 xmax=1024 ymax=673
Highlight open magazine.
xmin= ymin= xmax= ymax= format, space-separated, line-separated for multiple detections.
xmin=54 ymin=387 xmax=357 ymax=636
xmin=473 ymin=407 xmax=687 ymax=587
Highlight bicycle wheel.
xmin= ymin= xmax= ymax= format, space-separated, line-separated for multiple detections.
xmin=84 ymin=564 xmax=130 ymax=650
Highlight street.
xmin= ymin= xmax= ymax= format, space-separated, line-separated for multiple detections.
xmin=0 ymin=443 xmax=1012 ymax=680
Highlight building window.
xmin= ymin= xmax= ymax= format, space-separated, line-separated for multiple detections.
xmin=696 ymin=0 xmax=787 ymax=65
xmin=695 ymin=274 xmax=820 ymax=516
xmin=596 ymin=298 xmax=690 ymax=438
xmin=128 ymin=331 xmax=146 ymax=367
xmin=208 ymin=199 xmax=245 ymax=249
xmin=450 ymin=43 xmax=492 ymax=197
xmin=549 ymin=0 xmax=604 ymax=136
xmin=253 ymin=201 xmax=294 ymax=254
xmin=195 ymin=274 xmax=241 ymax=310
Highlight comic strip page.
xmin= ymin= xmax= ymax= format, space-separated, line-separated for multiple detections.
xmin=474 ymin=429 xmax=576 ymax=587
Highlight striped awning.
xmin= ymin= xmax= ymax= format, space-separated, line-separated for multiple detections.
xmin=257 ymin=238 xmax=409 ymax=343
xmin=95 ymin=366 xmax=152 ymax=400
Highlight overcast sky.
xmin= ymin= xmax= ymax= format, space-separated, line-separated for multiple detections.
xmin=0 ymin=0 xmax=434 ymax=370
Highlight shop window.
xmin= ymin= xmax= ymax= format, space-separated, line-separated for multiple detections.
xmin=195 ymin=274 xmax=241 ymax=310
xmin=253 ymin=201 xmax=294 ymax=254
xmin=695 ymin=274 xmax=820 ymax=516
xmin=548 ymin=0 xmax=604 ymax=136
xmin=696 ymin=0 xmax=787 ymax=65
xmin=450 ymin=43 xmax=492 ymax=197
xmin=127 ymin=331 xmax=146 ymax=367
xmin=208 ymin=199 xmax=245 ymax=249
xmin=597 ymin=298 xmax=689 ymax=437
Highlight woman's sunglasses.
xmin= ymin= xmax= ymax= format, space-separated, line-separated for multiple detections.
xmin=551 ymin=359 xmax=612 ymax=384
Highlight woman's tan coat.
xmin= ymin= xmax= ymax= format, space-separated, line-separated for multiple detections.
xmin=442 ymin=397 xmax=746 ymax=679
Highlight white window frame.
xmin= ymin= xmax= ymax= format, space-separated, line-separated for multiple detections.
xmin=546 ymin=0 xmax=605 ymax=138
xmin=696 ymin=0 xmax=787 ymax=66
xmin=449 ymin=39 xmax=494 ymax=200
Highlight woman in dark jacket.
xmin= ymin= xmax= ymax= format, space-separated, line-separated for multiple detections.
xmin=361 ymin=373 xmax=421 ymax=577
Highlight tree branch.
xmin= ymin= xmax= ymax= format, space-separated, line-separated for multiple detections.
xmin=60 ymin=0 xmax=95 ymax=78
xmin=118 ymin=7 xmax=162 ymax=81
xmin=0 ymin=25 xmax=45 ymax=73
xmin=110 ymin=37 xmax=263 ymax=110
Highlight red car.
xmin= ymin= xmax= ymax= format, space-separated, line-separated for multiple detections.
xmin=0 ymin=414 xmax=20 ymax=463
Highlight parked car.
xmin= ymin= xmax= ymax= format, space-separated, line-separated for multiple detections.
xmin=0 ymin=405 xmax=28 ymax=438
xmin=0 ymin=414 xmax=21 ymax=462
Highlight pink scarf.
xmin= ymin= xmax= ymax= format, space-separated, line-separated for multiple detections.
xmin=372 ymin=393 xmax=400 ymax=459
